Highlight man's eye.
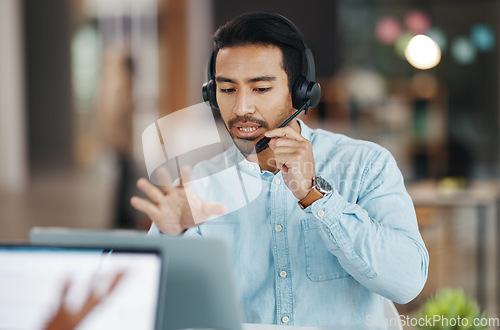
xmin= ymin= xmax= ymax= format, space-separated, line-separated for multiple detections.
xmin=255 ymin=87 xmax=271 ymax=93
xmin=220 ymin=88 xmax=235 ymax=93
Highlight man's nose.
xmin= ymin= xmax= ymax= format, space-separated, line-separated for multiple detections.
xmin=234 ymin=90 xmax=255 ymax=116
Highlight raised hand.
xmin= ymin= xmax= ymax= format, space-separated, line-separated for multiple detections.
xmin=266 ymin=126 xmax=315 ymax=200
xmin=130 ymin=166 xmax=228 ymax=235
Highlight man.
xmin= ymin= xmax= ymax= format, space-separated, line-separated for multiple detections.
xmin=131 ymin=12 xmax=428 ymax=328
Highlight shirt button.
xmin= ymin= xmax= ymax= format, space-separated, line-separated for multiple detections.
xmin=317 ymin=210 xmax=325 ymax=217
xmin=249 ymin=164 xmax=255 ymax=171
xmin=275 ymin=224 xmax=283 ymax=232
xmin=282 ymin=316 xmax=290 ymax=324
xmin=275 ymin=178 xmax=281 ymax=185
xmin=279 ymin=270 xmax=287 ymax=278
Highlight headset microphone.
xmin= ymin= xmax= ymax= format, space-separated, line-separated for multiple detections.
xmin=255 ymin=101 xmax=312 ymax=153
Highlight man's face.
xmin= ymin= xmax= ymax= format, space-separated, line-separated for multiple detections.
xmin=214 ymin=44 xmax=294 ymax=154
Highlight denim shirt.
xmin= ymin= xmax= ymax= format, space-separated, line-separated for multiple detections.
xmin=149 ymin=120 xmax=429 ymax=328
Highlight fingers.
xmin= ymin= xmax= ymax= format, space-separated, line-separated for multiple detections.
xmin=99 ymin=271 xmax=126 ymax=300
xmin=265 ymin=126 xmax=304 ymax=140
xmin=79 ymin=294 xmax=101 ymax=321
xmin=272 ymin=146 xmax=302 ymax=159
xmin=130 ymin=196 xmax=158 ymax=216
xmin=272 ymin=141 xmax=312 ymax=162
xmin=54 ymin=279 xmax=71 ymax=314
xmin=45 ymin=272 xmax=126 ymax=330
xmin=132 ymin=164 xmax=230 ymax=228
xmin=80 ymin=271 xmax=126 ymax=319
xmin=269 ymin=138 xmax=305 ymax=150
xmin=136 ymin=178 xmax=165 ymax=204
xmin=179 ymin=165 xmax=192 ymax=187
xmin=266 ymin=127 xmax=310 ymax=154
xmin=203 ymin=202 xmax=228 ymax=216
xmin=191 ymin=201 xmax=228 ymax=225
xmin=154 ymin=167 xmax=174 ymax=194
xmin=59 ymin=279 xmax=71 ymax=302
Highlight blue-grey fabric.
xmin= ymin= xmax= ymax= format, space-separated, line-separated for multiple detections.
xmin=149 ymin=119 xmax=428 ymax=328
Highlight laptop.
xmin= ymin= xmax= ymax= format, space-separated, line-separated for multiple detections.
xmin=0 ymin=244 xmax=164 ymax=330
xmin=29 ymin=227 xmax=244 ymax=330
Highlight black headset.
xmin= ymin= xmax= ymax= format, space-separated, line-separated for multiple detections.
xmin=201 ymin=12 xmax=321 ymax=113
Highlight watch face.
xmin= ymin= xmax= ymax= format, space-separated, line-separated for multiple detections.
xmin=314 ymin=176 xmax=332 ymax=195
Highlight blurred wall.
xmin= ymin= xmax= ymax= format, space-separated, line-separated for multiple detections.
xmin=23 ymin=0 xmax=74 ymax=168
xmin=0 ymin=0 xmax=27 ymax=192
xmin=187 ymin=0 xmax=214 ymax=105
xmin=159 ymin=0 xmax=214 ymax=113
xmin=213 ymin=0 xmax=340 ymax=79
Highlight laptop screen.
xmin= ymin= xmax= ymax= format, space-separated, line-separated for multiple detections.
xmin=0 ymin=246 xmax=162 ymax=330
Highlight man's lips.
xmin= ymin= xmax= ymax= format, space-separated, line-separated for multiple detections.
xmin=233 ymin=122 xmax=263 ymax=138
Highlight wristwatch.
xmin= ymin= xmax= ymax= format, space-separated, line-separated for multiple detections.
xmin=298 ymin=176 xmax=333 ymax=209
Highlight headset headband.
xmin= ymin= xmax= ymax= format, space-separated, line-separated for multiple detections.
xmin=203 ymin=12 xmax=321 ymax=112
xmin=207 ymin=12 xmax=315 ymax=82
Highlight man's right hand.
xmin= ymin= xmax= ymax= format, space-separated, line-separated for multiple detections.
xmin=130 ymin=166 xmax=228 ymax=235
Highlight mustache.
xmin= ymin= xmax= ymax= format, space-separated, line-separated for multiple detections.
xmin=228 ymin=115 xmax=268 ymax=129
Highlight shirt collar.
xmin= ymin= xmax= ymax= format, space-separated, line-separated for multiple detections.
xmin=297 ymin=118 xmax=313 ymax=141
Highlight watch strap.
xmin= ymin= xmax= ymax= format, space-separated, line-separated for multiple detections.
xmin=298 ymin=187 xmax=324 ymax=209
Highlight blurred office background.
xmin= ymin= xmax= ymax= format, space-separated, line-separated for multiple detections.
xmin=1 ymin=0 xmax=499 ymax=322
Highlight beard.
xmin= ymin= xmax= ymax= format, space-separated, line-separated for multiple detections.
xmin=232 ymin=138 xmax=259 ymax=155
xmin=224 ymin=115 xmax=268 ymax=155
xmin=224 ymin=110 xmax=292 ymax=155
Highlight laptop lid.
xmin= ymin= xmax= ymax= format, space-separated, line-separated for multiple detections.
xmin=0 ymin=244 xmax=164 ymax=330
xmin=29 ymin=227 xmax=244 ymax=330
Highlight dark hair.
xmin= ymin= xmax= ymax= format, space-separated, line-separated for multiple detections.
xmin=213 ymin=12 xmax=305 ymax=91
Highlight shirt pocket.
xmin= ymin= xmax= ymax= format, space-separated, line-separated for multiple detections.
xmin=301 ymin=219 xmax=350 ymax=281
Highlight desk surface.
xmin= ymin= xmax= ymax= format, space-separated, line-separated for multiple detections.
xmin=243 ymin=324 xmax=328 ymax=330
xmin=242 ymin=323 xmax=369 ymax=330
xmin=407 ymin=180 xmax=499 ymax=207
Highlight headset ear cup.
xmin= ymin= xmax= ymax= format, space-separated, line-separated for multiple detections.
xmin=202 ymin=79 xmax=219 ymax=110
xmin=307 ymin=81 xmax=321 ymax=108
xmin=291 ymin=75 xmax=307 ymax=110
xmin=202 ymin=82 xmax=210 ymax=103
xmin=292 ymin=76 xmax=321 ymax=109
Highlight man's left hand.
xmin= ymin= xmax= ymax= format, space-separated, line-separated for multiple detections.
xmin=266 ymin=127 xmax=315 ymax=200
